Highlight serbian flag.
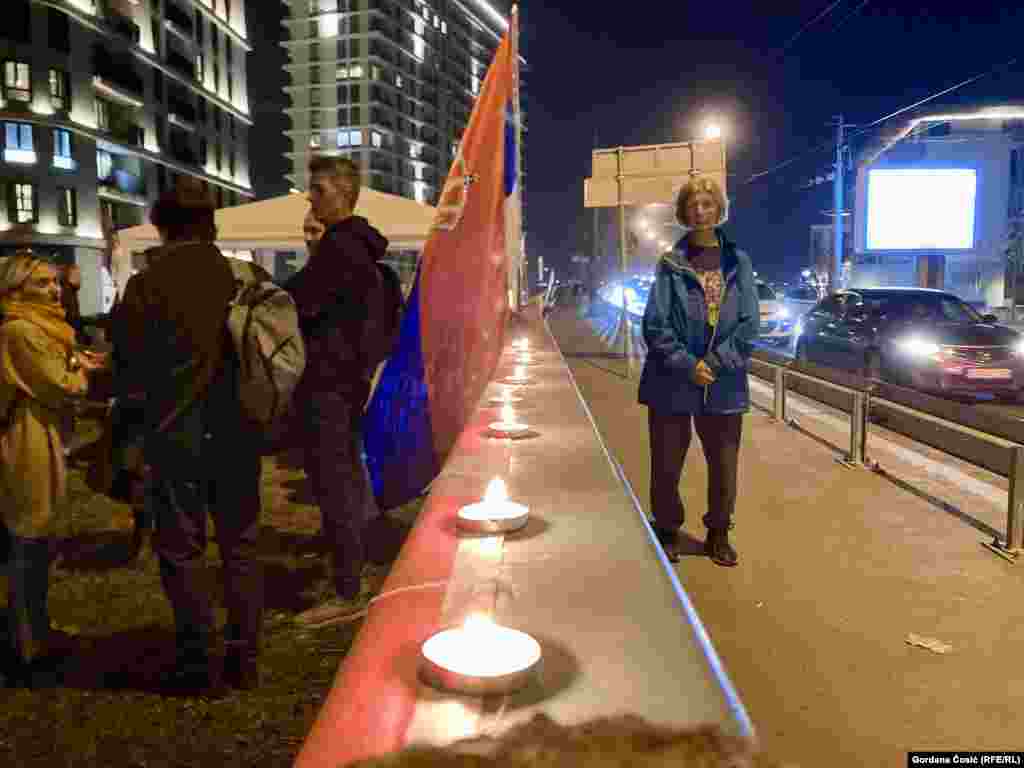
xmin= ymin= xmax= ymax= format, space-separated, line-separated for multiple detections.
xmin=364 ymin=13 xmax=522 ymax=511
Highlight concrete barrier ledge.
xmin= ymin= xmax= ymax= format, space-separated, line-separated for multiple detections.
xmin=295 ymin=312 xmax=753 ymax=768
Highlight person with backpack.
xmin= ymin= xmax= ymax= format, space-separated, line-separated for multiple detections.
xmin=284 ymin=156 xmax=405 ymax=618
xmin=110 ymin=180 xmax=266 ymax=696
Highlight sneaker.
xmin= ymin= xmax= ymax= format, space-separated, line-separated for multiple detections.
xmin=705 ymin=529 xmax=738 ymax=567
xmin=653 ymin=525 xmax=682 ymax=564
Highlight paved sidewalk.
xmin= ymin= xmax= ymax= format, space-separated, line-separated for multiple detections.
xmin=548 ymin=307 xmax=1024 ymax=768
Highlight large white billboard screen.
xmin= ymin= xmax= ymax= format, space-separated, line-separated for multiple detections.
xmin=866 ymin=168 xmax=977 ymax=250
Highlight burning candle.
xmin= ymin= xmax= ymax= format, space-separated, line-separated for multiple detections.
xmin=420 ymin=612 xmax=542 ymax=695
xmin=488 ymin=404 xmax=529 ymax=437
xmin=457 ymin=477 xmax=529 ymax=533
xmin=513 ymin=338 xmax=530 ymax=351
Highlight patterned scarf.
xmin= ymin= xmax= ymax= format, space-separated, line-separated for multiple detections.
xmin=0 ymin=299 xmax=75 ymax=355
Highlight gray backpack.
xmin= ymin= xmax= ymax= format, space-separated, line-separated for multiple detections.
xmin=225 ymin=259 xmax=306 ymax=440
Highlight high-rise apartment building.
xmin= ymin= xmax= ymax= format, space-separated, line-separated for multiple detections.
xmin=281 ymin=0 xmax=524 ymax=210
xmin=0 ymin=0 xmax=254 ymax=313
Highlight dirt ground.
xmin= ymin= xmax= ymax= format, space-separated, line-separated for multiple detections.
xmin=548 ymin=307 xmax=1024 ymax=768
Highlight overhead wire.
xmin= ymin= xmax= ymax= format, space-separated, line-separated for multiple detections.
xmin=743 ymin=54 xmax=1024 ymax=189
xmin=780 ymin=0 xmax=851 ymax=54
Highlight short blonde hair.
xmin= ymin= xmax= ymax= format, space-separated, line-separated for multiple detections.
xmin=0 ymin=250 xmax=53 ymax=300
xmin=675 ymin=175 xmax=730 ymax=230
xmin=309 ymin=155 xmax=362 ymax=209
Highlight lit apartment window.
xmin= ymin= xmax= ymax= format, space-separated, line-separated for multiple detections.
xmin=409 ymin=143 xmax=421 ymax=159
xmin=53 ymin=129 xmax=74 ymax=170
xmin=396 ymin=74 xmax=404 ymax=88
xmin=433 ymin=14 xmax=439 ymax=28
xmin=371 ymin=130 xmax=382 ymax=148
xmin=441 ymin=21 xmax=447 ymax=34
xmin=196 ymin=53 xmax=205 ymax=82
xmin=97 ymin=150 xmax=113 ymax=180
xmin=371 ymin=65 xmax=381 ymax=80
xmin=4 ymin=122 xmax=35 ymax=164
xmin=96 ymin=100 xmax=110 ymax=131
xmin=348 ymin=64 xmax=364 ymax=79
xmin=422 ymin=6 xmax=429 ymax=20
xmin=337 ymin=128 xmax=362 ymax=147
xmin=9 ymin=182 xmax=37 ymax=223
xmin=49 ymin=69 xmax=69 ymax=112
xmin=3 ymin=61 xmax=31 ymax=102
xmin=58 ymin=187 xmax=77 ymax=227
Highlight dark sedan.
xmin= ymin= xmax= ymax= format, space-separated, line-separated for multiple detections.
xmin=793 ymin=288 xmax=1024 ymax=399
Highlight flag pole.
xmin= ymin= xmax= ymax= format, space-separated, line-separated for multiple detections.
xmin=510 ymin=4 xmax=523 ymax=313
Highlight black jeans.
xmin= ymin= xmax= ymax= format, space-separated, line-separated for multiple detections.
xmin=7 ymin=536 xmax=52 ymax=664
xmin=149 ymin=430 xmax=263 ymax=656
xmin=297 ymin=390 xmax=379 ymax=601
xmin=648 ymin=410 xmax=743 ymax=533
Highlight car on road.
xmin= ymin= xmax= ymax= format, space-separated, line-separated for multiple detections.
xmin=793 ymin=288 xmax=1024 ymax=399
xmin=757 ymin=281 xmax=796 ymax=345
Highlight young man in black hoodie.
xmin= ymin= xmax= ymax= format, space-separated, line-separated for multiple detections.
xmin=285 ymin=156 xmax=398 ymax=614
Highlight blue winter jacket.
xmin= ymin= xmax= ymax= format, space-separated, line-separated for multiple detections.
xmin=638 ymin=231 xmax=759 ymax=415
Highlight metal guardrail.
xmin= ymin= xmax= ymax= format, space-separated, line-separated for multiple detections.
xmin=749 ymin=349 xmax=1023 ymax=563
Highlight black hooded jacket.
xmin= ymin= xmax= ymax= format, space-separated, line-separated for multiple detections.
xmin=284 ymin=215 xmax=389 ymax=403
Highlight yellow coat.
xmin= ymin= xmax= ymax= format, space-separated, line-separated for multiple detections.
xmin=0 ymin=319 xmax=89 ymax=538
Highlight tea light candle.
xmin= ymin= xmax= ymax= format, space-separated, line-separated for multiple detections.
xmin=457 ymin=477 xmax=529 ymax=533
xmin=512 ymin=338 xmax=530 ymax=351
xmin=488 ymin=404 xmax=529 ymax=437
xmin=420 ymin=613 xmax=542 ymax=695
xmin=505 ymin=365 xmax=530 ymax=383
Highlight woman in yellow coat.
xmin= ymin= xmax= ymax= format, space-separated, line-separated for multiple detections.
xmin=0 ymin=251 xmax=104 ymax=688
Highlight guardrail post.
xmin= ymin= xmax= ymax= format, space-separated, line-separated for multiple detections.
xmin=995 ymin=446 xmax=1024 ymax=560
xmin=773 ymin=366 xmax=786 ymax=422
xmin=846 ymin=390 xmax=866 ymax=467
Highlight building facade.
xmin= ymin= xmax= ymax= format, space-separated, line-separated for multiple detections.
xmin=1 ymin=0 xmax=254 ymax=314
xmin=281 ymin=0 xmax=523 ymax=213
xmin=851 ymin=113 xmax=1024 ymax=309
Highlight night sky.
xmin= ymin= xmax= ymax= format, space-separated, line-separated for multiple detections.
xmin=247 ymin=1 xmax=1024 ymax=283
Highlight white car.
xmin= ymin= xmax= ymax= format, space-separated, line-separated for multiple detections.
xmin=757 ymin=282 xmax=796 ymax=344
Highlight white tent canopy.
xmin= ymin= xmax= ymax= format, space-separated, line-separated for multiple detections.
xmin=115 ymin=188 xmax=438 ymax=252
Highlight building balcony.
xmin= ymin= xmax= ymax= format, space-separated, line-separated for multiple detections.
xmin=164 ymin=4 xmax=195 ymax=38
xmin=168 ymin=101 xmax=197 ymax=131
xmin=98 ymin=1 xmax=142 ymax=44
xmin=166 ymin=51 xmax=196 ymax=81
xmin=92 ymin=74 xmax=145 ymax=109
xmin=102 ymin=121 xmax=145 ymax=148
xmin=98 ymin=169 xmax=148 ymax=207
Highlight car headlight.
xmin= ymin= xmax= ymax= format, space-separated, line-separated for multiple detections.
xmin=898 ymin=337 xmax=941 ymax=358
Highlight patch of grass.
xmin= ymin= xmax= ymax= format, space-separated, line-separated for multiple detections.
xmin=0 ymin=420 xmax=424 ymax=768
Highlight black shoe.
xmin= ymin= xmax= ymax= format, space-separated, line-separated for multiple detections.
xmin=4 ymin=655 xmax=66 ymax=689
xmin=653 ymin=526 xmax=682 ymax=564
xmin=162 ymin=653 xmax=226 ymax=699
xmin=705 ymin=528 xmax=738 ymax=567
xmin=223 ymin=648 xmax=260 ymax=691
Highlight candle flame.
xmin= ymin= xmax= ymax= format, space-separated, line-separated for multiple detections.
xmin=518 ymin=339 xmax=529 ymax=349
xmin=514 ymin=365 xmax=525 ymax=379
xmin=484 ymin=477 xmax=508 ymax=503
xmin=463 ymin=612 xmax=495 ymax=634
xmin=500 ymin=404 xmax=515 ymax=424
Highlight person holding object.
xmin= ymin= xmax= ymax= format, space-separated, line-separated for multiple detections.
xmin=638 ymin=176 xmax=758 ymax=567
xmin=0 ymin=252 xmax=106 ymax=688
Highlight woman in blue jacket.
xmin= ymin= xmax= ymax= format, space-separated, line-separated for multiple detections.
xmin=638 ymin=176 xmax=758 ymax=567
